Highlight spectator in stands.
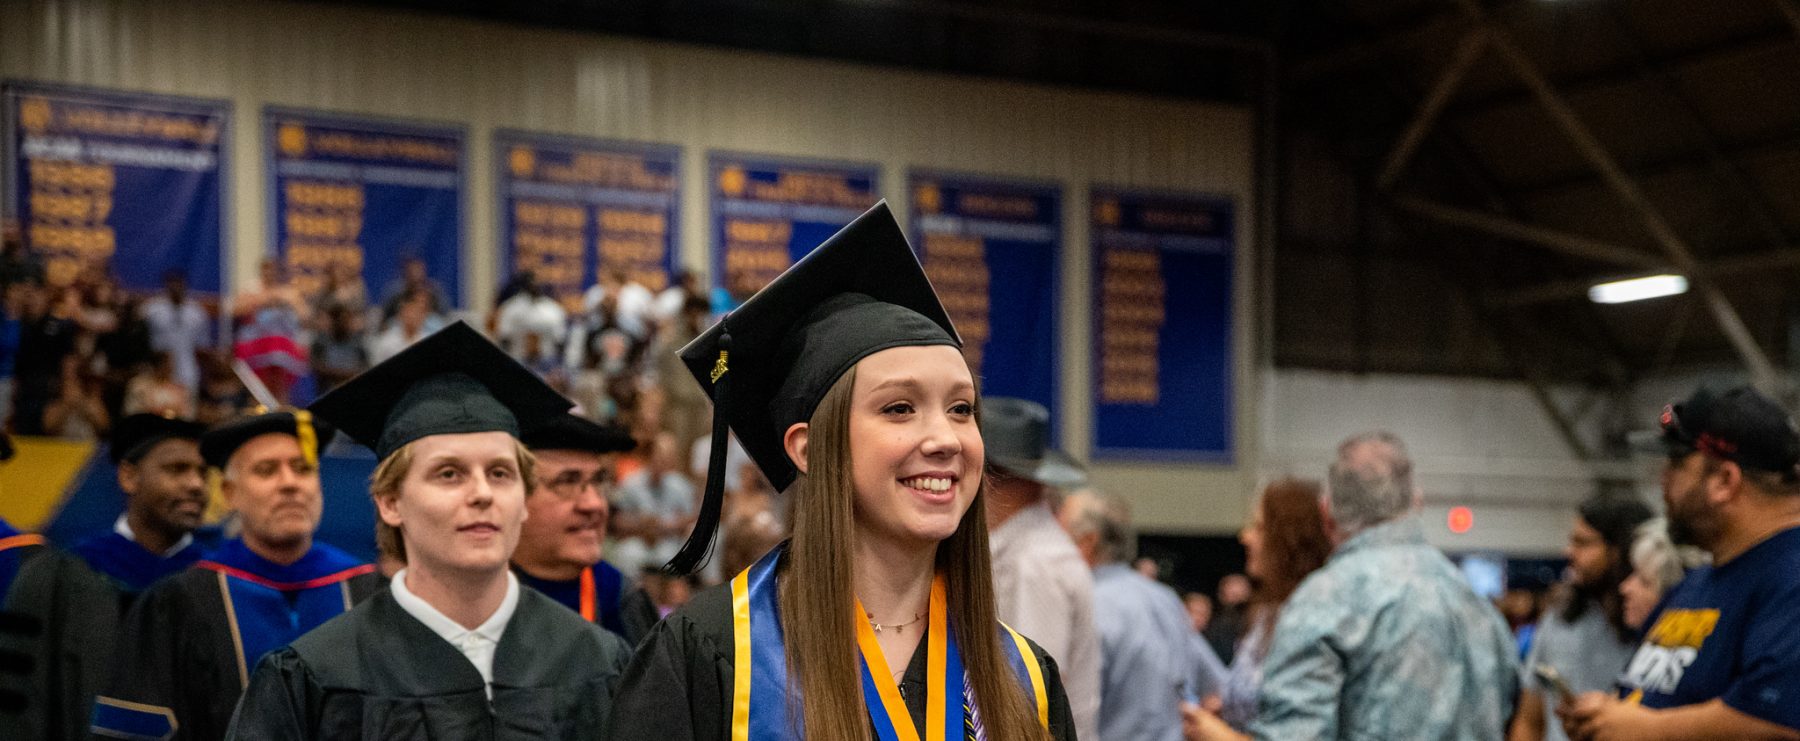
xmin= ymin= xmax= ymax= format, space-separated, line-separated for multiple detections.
xmin=1205 ymin=572 xmax=1252 ymax=664
xmin=1500 ymin=587 xmax=1546 ymax=660
xmin=121 ymin=351 xmax=195 ymax=419
xmin=983 ymin=396 xmax=1101 ymax=741
xmin=1184 ymin=592 xmax=1214 ymax=635
xmin=1208 ymin=432 xmax=1518 ymax=740
xmin=494 ymin=278 xmax=567 ymax=362
xmin=367 ymin=286 xmax=440 ymax=365
xmin=1562 ymin=387 xmax=1800 ymax=741
xmin=12 ymin=281 xmax=77 ymax=435
xmin=0 ymin=281 xmax=25 ymax=428
xmin=97 ymin=292 xmax=153 ymax=422
xmin=194 ymin=351 xmax=247 ymax=427
xmin=1619 ymin=518 xmax=1693 ymax=632
xmin=377 ymin=254 xmax=449 ymax=321
xmin=1512 ymin=493 xmax=1656 ymax=741
xmin=657 ymin=295 xmax=713 ymax=459
xmin=309 ymin=260 xmax=366 ymax=332
xmin=649 ymin=268 xmax=698 ymax=326
xmin=233 ymin=258 xmax=310 ymax=404
xmin=0 ymin=219 xmax=46 ymax=292
xmin=1181 ymin=478 xmax=1334 ymax=739
xmin=718 ymin=459 xmax=784 ymax=581
xmin=309 ymin=303 xmax=367 ymax=393
xmin=141 ymin=271 xmax=210 ymax=396
xmin=43 ymin=353 xmax=108 ymax=439
xmin=581 ymin=267 xmax=652 ymax=340
xmin=1062 ymin=488 xmax=1224 ymax=741
xmin=609 ymin=432 xmax=697 ymax=576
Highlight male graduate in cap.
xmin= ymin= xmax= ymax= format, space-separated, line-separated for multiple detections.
xmin=0 ymin=413 xmax=207 ymax=740
xmin=88 ymin=409 xmax=382 ymax=741
xmin=514 ymin=413 xmax=659 ymax=644
xmin=227 ymin=322 xmax=631 ymax=740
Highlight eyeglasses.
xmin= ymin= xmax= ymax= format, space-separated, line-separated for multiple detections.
xmin=539 ymin=471 xmax=614 ymax=499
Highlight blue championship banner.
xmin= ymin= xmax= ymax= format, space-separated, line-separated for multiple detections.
xmin=496 ymin=131 xmax=680 ymax=312
xmin=1091 ymin=189 xmax=1235 ymax=461
xmin=3 ymin=82 xmax=228 ymax=293
xmin=266 ymin=109 xmax=463 ymax=305
xmin=709 ymin=152 xmax=879 ymax=302
xmin=909 ymin=172 xmax=1062 ymax=431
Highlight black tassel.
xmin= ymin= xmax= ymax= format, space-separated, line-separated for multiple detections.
xmin=665 ymin=327 xmax=731 ymax=575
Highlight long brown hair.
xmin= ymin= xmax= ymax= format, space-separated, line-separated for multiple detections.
xmin=1248 ymin=478 xmax=1332 ymax=643
xmin=778 ymin=366 xmax=1042 ymax=740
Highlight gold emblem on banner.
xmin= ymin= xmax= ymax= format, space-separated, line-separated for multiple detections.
xmin=913 ymin=184 xmax=942 ymax=214
xmin=719 ymin=166 xmax=747 ymax=197
xmin=1095 ymin=198 xmax=1122 ymax=227
xmin=509 ymin=146 xmax=535 ymax=178
xmin=277 ymin=123 xmax=307 ymax=157
xmin=19 ymin=98 xmax=51 ymax=133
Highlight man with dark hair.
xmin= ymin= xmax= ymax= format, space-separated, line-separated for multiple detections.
xmin=1512 ymin=493 xmax=1655 ymax=741
xmin=1562 ymin=387 xmax=1800 ymax=741
xmin=0 ymin=414 xmax=207 ymax=740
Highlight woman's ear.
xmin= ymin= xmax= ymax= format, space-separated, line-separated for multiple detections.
xmin=374 ymin=492 xmax=405 ymax=528
xmin=783 ymin=422 xmax=810 ymax=475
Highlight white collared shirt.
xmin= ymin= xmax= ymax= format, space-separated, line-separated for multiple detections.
xmin=113 ymin=514 xmax=194 ymax=558
xmin=389 ymin=568 xmax=521 ymax=698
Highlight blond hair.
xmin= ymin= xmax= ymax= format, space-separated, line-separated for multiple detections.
xmin=369 ymin=437 xmax=537 ymax=564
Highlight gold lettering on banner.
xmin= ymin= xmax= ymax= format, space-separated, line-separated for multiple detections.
xmin=1098 ymin=245 xmax=1164 ymax=405
xmin=922 ymin=234 xmax=990 ymax=373
xmin=25 ymin=160 xmax=118 ymax=286
xmin=737 ymin=170 xmax=872 ymax=208
xmin=282 ymin=179 xmax=366 ymax=296
xmin=595 ymin=208 xmax=670 ymax=292
xmin=512 ymin=199 xmax=588 ymax=311
xmin=723 ymin=218 xmax=791 ymax=292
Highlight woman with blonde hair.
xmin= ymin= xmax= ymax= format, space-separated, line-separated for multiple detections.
xmin=609 ymin=203 xmax=1075 ymax=740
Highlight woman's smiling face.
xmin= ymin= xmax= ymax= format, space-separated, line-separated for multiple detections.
xmin=845 ymin=344 xmax=984 ymax=548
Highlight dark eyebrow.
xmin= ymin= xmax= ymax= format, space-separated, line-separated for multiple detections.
xmin=867 ymin=377 xmax=976 ymax=395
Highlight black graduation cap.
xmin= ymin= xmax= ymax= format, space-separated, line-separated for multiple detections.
xmin=110 ymin=413 xmax=206 ymax=465
xmin=309 ymin=321 xmax=573 ymax=460
xmin=667 ymin=201 xmax=960 ymax=574
xmin=200 ymin=410 xmax=335 ymax=470
xmin=520 ymin=413 xmax=635 ymax=454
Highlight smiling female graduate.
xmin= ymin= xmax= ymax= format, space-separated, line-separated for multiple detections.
xmin=224 ymin=322 xmax=633 ymax=740
xmin=607 ymin=203 xmax=1076 ymax=741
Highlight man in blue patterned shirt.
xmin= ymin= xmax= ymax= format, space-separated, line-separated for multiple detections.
xmin=1249 ymin=431 xmax=1519 ymax=740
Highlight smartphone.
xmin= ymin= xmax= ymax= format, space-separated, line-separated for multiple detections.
xmin=1534 ymin=664 xmax=1575 ymax=702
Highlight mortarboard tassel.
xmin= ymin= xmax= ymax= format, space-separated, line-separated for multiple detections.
xmin=665 ymin=326 xmax=731 ymax=575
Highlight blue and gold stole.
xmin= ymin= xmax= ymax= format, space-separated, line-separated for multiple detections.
xmin=729 ymin=548 xmax=1051 ymax=741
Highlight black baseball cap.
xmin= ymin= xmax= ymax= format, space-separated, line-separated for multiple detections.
xmin=1653 ymin=386 xmax=1800 ymax=478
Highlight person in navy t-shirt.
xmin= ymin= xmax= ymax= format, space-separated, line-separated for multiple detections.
xmin=1561 ymin=386 xmax=1800 ymax=741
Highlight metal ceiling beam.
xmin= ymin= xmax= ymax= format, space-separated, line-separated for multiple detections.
xmin=1392 ymin=196 xmax=1665 ymax=269
xmin=1459 ymin=0 xmax=1782 ymax=392
xmin=1508 ymin=124 xmax=1800 ymax=195
xmin=1489 ymin=248 xmax=1800 ymax=307
xmin=1376 ymin=29 xmax=1490 ymax=191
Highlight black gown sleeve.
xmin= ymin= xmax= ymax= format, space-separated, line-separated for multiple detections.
xmin=1031 ymin=643 xmax=1078 ymax=741
xmin=89 ymin=576 xmax=211 ymax=741
xmin=224 ymin=648 xmax=314 ymax=741
xmin=607 ymin=586 xmax=735 ymax=741
xmin=0 ymin=552 xmax=124 ymax=741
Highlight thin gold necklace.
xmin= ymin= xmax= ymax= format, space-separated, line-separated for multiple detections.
xmin=867 ymin=610 xmax=925 ymax=635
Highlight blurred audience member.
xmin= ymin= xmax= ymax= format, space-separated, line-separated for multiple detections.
xmin=719 ymin=460 xmax=784 ymax=580
xmin=582 ymin=268 xmax=652 ymax=340
xmin=121 ymin=351 xmax=195 ymax=419
xmin=1619 ymin=518 xmax=1695 ymax=632
xmin=377 ymin=254 xmax=449 ymax=321
xmin=495 ymin=277 xmax=567 ymax=361
xmin=310 ymin=304 xmax=368 ymax=393
xmin=983 ymin=397 xmax=1100 ymax=741
xmin=141 ymin=271 xmax=209 ymax=393
xmin=0 ymin=281 xmax=25 ymax=427
xmin=44 ymin=354 xmax=109 ymax=439
xmin=15 ymin=287 xmax=81 ymax=435
xmin=1062 ymin=489 xmax=1223 ymax=741
xmin=1184 ymin=592 xmax=1215 ymax=635
xmin=655 ymin=295 xmax=712 ymax=459
xmin=232 ymin=258 xmax=310 ymax=404
xmin=194 ymin=352 xmax=247 ymax=427
xmin=1205 ymin=572 xmax=1252 ymax=664
xmin=367 ymin=287 xmax=440 ymax=365
xmin=1205 ymin=432 xmax=1517 ymax=740
xmin=1512 ymin=494 xmax=1655 ymax=741
xmin=650 ymin=269 xmax=698 ymax=326
xmin=0 ymin=219 xmax=46 ymax=291
xmin=609 ymin=432 xmax=697 ymax=576
xmin=310 ymin=261 xmax=367 ymax=331
xmin=1562 ymin=387 xmax=1800 ymax=741
xmin=1183 ymin=479 xmax=1333 ymax=739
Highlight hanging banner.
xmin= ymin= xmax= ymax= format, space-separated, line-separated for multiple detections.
xmin=708 ymin=152 xmax=879 ymax=304
xmin=495 ymin=131 xmax=680 ymax=312
xmin=1090 ymin=189 xmax=1235 ymax=461
xmin=3 ymin=82 xmax=228 ymax=293
xmin=909 ymin=172 xmax=1062 ymax=430
xmin=266 ymin=108 xmax=463 ymax=306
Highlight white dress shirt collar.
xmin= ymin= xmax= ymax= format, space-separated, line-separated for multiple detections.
xmin=389 ymin=568 xmax=521 ymax=698
xmin=113 ymin=514 xmax=194 ymax=558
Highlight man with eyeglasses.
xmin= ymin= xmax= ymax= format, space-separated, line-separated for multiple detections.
xmin=513 ymin=413 xmax=657 ymax=643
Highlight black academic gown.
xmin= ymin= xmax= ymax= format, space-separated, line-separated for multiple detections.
xmin=90 ymin=544 xmax=384 ymax=741
xmin=606 ymin=581 xmax=1078 ymax=741
xmin=226 ymin=587 xmax=633 ymax=740
xmin=0 ymin=551 xmax=133 ymax=741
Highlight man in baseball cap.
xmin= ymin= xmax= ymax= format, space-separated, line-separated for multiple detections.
xmin=1561 ymin=386 xmax=1800 ymax=740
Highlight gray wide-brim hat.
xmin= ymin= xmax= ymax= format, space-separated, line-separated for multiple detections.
xmin=981 ymin=396 xmax=1088 ymax=489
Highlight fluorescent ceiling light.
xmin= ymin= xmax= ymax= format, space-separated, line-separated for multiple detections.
xmin=1588 ymin=274 xmax=1688 ymax=304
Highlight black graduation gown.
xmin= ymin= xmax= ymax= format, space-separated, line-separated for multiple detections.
xmin=226 ymin=587 xmax=633 ymax=740
xmin=90 ymin=556 xmax=384 ymax=741
xmin=0 ymin=551 xmax=132 ymax=741
xmin=605 ymin=581 xmax=1078 ymax=741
